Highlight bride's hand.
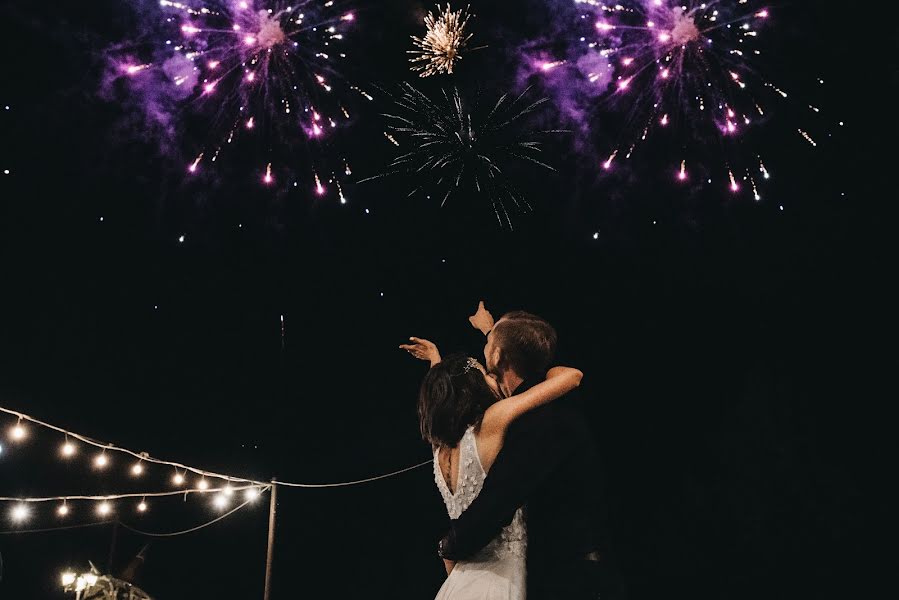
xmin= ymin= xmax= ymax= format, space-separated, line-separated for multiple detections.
xmin=468 ymin=300 xmax=495 ymax=336
xmin=399 ymin=337 xmax=441 ymax=366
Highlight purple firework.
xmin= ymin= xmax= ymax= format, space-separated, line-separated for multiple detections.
xmin=525 ymin=0 xmax=831 ymax=198
xmin=112 ymin=0 xmax=363 ymax=191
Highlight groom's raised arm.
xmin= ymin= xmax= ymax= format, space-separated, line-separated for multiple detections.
xmin=437 ymin=407 xmax=569 ymax=560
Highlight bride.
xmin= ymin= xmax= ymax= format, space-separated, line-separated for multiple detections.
xmin=412 ymin=346 xmax=583 ymax=600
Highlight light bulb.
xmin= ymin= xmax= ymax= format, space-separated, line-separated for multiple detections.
xmin=94 ymin=453 xmax=108 ymax=469
xmin=11 ymin=503 xmax=29 ymax=522
xmin=137 ymin=500 xmax=148 ymax=512
xmin=84 ymin=573 xmax=98 ymax=586
xmin=57 ymin=503 xmax=69 ymax=517
xmin=223 ymin=484 xmax=234 ymax=497
xmin=172 ymin=472 xmax=185 ymax=485
xmin=244 ymin=487 xmax=260 ymax=501
xmin=11 ymin=422 xmax=26 ymax=441
xmin=213 ymin=494 xmax=229 ymax=510
xmin=96 ymin=502 xmax=112 ymax=516
xmin=131 ymin=462 xmax=144 ymax=475
xmin=61 ymin=441 xmax=76 ymax=457
xmin=197 ymin=478 xmax=209 ymax=490
xmin=61 ymin=572 xmax=77 ymax=586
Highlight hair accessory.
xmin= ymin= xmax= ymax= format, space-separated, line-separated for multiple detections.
xmin=449 ymin=357 xmax=479 ymax=377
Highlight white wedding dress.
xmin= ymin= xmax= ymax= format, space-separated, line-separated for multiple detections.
xmin=433 ymin=426 xmax=527 ymax=600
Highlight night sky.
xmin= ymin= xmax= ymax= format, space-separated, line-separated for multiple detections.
xmin=0 ymin=1 xmax=893 ymax=599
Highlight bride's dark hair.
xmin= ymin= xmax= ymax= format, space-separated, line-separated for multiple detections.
xmin=418 ymin=354 xmax=499 ymax=448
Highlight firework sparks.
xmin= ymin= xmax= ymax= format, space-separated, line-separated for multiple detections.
xmin=728 ymin=168 xmax=740 ymax=193
xmin=540 ymin=60 xmax=566 ymax=72
xmin=124 ymin=63 xmax=152 ymax=75
xmin=314 ymin=171 xmax=326 ymax=195
xmin=112 ymin=0 xmax=361 ymax=189
xmin=531 ymin=0 xmax=831 ymax=196
xmin=749 ymin=175 xmax=760 ymax=200
xmin=758 ymin=156 xmax=770 ymax=179
xmin=589 ymin=0 xmax=774 ymax=183
xmin=798 ymin=129 xmax=817 ymax=147
xmin=603 ymin=151 xmax=618 ymax=170
xmin=409 ymin=4 xmax=475 ymax=77
xmin=364 ymin=84 xmax=561 ymax=227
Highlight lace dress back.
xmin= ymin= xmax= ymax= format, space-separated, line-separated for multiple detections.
xmin=433 ymin=426 xmax=527 ymax=563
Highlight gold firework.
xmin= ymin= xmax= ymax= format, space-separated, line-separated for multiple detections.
xmin=409 ymin=4 xmax=474 ymax=77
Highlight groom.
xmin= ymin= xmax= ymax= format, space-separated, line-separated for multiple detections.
xmin=438 ymin=305 xmax=606 ymax=600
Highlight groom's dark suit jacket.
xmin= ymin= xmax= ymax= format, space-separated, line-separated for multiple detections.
xmin=438 ymin=379 xmax=605 ymax=598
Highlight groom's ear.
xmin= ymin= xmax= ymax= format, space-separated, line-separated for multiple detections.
xmin=490 ymin=345 xmax=503 ymax=370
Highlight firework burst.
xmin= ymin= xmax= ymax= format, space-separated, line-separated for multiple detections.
xmin=529 ymin=0 xmax=833 ymax=196
xmin=409 ymin=4 xmax=475 ymax=77
xmin=365 ymin=84 xmax=561 ymax=227
xmin=112 ymin=0 xmax=363 ymax=192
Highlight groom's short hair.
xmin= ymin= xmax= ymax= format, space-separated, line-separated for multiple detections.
xmin=492 ymin=311 xmax=558 ymax=380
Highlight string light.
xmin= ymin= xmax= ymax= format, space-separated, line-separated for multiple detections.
xmin=3 ymin=487 xmax=273 ymax=527
xmin=61 ymin=572 xmax=77 ymax=587
xmin=0 ymin=406 xmax=257 ymax=486
xmin=0 ymin=485 xmax=260 ymax=505
xmin=1 ymin=484 xmax=257 ymax=504
xmin=0 ymin=405 xmax=430 ymax=503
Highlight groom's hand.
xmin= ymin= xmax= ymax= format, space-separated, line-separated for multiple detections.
xmin=399 ymin=337 xmax=441 ymax=367
xmin=469 ymin=301 xmax=495 ymax=336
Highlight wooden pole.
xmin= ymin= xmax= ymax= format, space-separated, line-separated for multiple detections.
xmin=263 ymin=479 xmax=278 ymax=600
xmin=107 ymin=520 xmax=119 ymax=574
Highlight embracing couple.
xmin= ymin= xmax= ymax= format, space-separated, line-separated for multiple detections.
xmin=402 ymin=303 xmax=606 ymax=600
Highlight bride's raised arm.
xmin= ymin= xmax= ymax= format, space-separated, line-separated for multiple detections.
xmin=481 ymin=367 xmax=583 ymax=437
